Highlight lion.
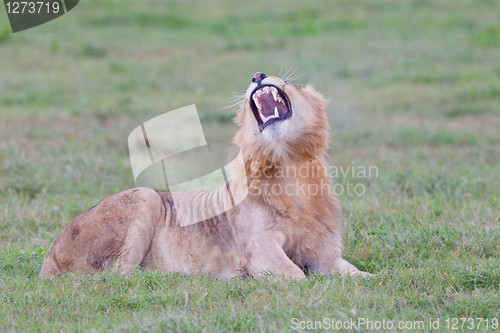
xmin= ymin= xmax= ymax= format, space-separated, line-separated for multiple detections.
xmin=40 ymin=72 xmax=371 ymax=279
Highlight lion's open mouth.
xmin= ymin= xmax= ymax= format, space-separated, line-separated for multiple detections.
xmin=250 ymin=85 xmax=292 ymax=131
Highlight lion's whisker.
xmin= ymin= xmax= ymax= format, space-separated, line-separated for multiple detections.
xmin=280 ymin=66 xmax=297 ymax=82
xmin=284 ymin=71 xmax=304 ymax=83
xmin=224 ymin=98 xmax=246 ymax=110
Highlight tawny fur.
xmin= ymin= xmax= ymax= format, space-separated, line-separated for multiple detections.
xmin=40 ymin=75 xmax=370 ymax=279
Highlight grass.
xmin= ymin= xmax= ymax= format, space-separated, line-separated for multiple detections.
xmin=1 ymin=0 xmax=499 ymax=331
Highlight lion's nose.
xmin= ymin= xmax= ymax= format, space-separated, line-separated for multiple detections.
xmin=251 ymin=72 xmax=267 ymax=84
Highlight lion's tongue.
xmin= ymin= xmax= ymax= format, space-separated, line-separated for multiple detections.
xmin=258 ymin=94 xmax=287 ymax=118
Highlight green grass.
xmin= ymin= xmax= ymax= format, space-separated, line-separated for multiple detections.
xmin=1 ymin=0 xmax=499 ymax=331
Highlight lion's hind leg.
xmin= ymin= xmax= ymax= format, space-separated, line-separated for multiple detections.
xmin=40 ymin=187 xmax=164 ymax=278
xmin=110 ymin=210 xmax=165 ymax=273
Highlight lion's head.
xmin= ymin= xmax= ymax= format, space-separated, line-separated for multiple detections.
xmin=234 ymin=73 xmax=330 ymax=161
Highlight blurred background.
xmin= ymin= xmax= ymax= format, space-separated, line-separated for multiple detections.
xmin=0 ymin=1 xmax=499 ymax=329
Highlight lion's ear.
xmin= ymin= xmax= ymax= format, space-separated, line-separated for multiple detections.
xmin=303 ymin=84 xmax=328 ymax=109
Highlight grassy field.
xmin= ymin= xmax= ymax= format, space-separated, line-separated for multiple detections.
xmin=1 ymin=0 xmax=499 ymax=331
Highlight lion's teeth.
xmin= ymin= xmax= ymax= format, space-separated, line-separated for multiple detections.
xmin=274 ymin=107 xmax=279 ymax=117
xmin=253 ymin=96 xmax=261 ymax=110
xmin=272 ymin=89 xmax=278 ymax=102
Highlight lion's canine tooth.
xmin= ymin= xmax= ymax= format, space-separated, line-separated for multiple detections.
xmin=272 ymin=89 xmax=278 ymax=102
xmin=253 ymin=96 xmax=261 ymax=110
xmin=274 ymin=107 xmax=279 ymax=117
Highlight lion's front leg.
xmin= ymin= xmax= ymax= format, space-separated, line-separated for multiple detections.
xmin=301 ymin=239 xmax=373 ymax=277
xmin=307 ymin=256 xmax=373 ymax=278
xmin=239 ymin=232 xmax=306 ymax=279
xmin=306 ymin=249 xmax=373 ymax=277
xmin=230 ymin=203 xmax=305 ymax=280
xmin=330 ymin=257 xmax=374 ymax=277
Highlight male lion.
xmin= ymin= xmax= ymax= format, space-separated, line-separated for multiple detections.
xmin=40 ymin=73 xmax=371 ymax=279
